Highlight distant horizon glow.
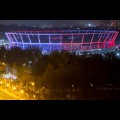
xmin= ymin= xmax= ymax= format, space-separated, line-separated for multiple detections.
xmin=0 ymin=20 xmax=109 ymax=27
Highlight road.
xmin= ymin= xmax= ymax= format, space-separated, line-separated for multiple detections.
xmin=0 ymin=88 xmax=16 ymax=100
xmin=0 ymin=86 xmax=25 ymax=100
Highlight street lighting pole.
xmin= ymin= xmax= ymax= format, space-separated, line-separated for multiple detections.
xmin=31 ymin=82 xmax=35 ymax=100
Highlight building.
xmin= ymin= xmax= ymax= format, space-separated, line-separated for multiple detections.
xmin=5 ymin=30 xmax=119 ymax=54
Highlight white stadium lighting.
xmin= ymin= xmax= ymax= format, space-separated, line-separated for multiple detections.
xmin=5 ymin=30 xmax=119 ymax=53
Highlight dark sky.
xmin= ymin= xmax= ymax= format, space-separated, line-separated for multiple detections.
xmin=0 ymin=20 xmax=103 ymax=26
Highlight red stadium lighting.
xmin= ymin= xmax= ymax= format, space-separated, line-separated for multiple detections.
xmin=5 ymin=30 xmax=119 ymax=53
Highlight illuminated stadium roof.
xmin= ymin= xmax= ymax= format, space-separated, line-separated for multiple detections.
xmin=5 ymin=30 xmax=119 ymax=53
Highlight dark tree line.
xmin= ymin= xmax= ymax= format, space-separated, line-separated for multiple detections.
xmin=1 ymin=46 xmax=120 ymax=99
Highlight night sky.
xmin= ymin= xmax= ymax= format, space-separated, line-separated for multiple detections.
xmin=0 ymin=20 xmax=104 ymax=26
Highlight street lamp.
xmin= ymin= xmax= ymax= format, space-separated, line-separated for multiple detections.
xmin=31 ymin=82 xmax=35 ymax=100
xmin=20 ymin=89 xmax=24 ymax=93
xmin=31 ymin=82 xmax=34 ymax=86
xmin=0 ymin=81 xmax=3 ymax=84
xmin=13 ymin=86 xmax=16 ymax=90
xmin=31 ymin=82 xmax=35 ymax=92
xmin=19 ymin=89 xmax=24 ymax=100
xmin=6 ymin=83 xmax=9 ymax=87
xmin=33 ymin=95 xmax=35 ymax=100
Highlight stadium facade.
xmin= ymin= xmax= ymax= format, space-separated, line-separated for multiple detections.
xmin=5 ymin=30 xmax=119 ymax=54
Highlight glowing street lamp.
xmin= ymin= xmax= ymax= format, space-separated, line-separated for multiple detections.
xmin=20 ymin=90 xmax=24 ymax=93
xmin=20 ymin=89 xmax=24 ymax=99
xmin=0 ymin=81 xmax=3 ymax=84
xmin=2 ymin=62 xmax=6 ymax=66
xmin=33 ymin=95 xmax=35 ymax=98
xmin=88 ymin=23 xmax=92 ymax=27
xmin=31 ymin=82 xmax=34 ymax=86
xmin=6 ymin=84 xmax=9 ymax=87
xmin=13 ymin=86 xmax=16 ymax=90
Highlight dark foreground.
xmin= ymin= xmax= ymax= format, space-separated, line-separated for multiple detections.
xmin=38 ymin=88 xmax=120 ymax=100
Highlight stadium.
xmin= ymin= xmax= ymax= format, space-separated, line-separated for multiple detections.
xmin=5 ymin=30 xmax=119 ymax=54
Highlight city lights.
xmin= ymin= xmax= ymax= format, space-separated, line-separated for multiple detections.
xmin=31 ymin=82 xmax=34 ymax=86
xmin=116 ymin=53 xmax=120 ymax=56
xmin=13 ymin=86 xmax=16 ymax=90
xmin=3 ymin=73 xmax=17 ymax=79
xmin=88 ymin=24 xmax=92 ymax=27
xmin=33 ymin=95 xmax=35 ymax=98
xmin=0 ymin=81 xmax=2 ymax=84
xmin=2 ymin=63 xmax=6 ymax=66
xmin=6 ymin=84 xmax=9 ymax=87
xmin=0 ymin=20 xmax=120 ymax=100
xmin=20 ymin=90 xmax=24 ymax=93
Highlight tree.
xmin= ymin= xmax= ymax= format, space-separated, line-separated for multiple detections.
xmin=16 ymin=65 xmax=34 ymax=86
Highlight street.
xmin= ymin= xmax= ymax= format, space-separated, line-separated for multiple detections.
xmin=0 ymin=87 xmax=16 ymax=100
xmin=0 ymin=85 xmax=26 ymax=100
